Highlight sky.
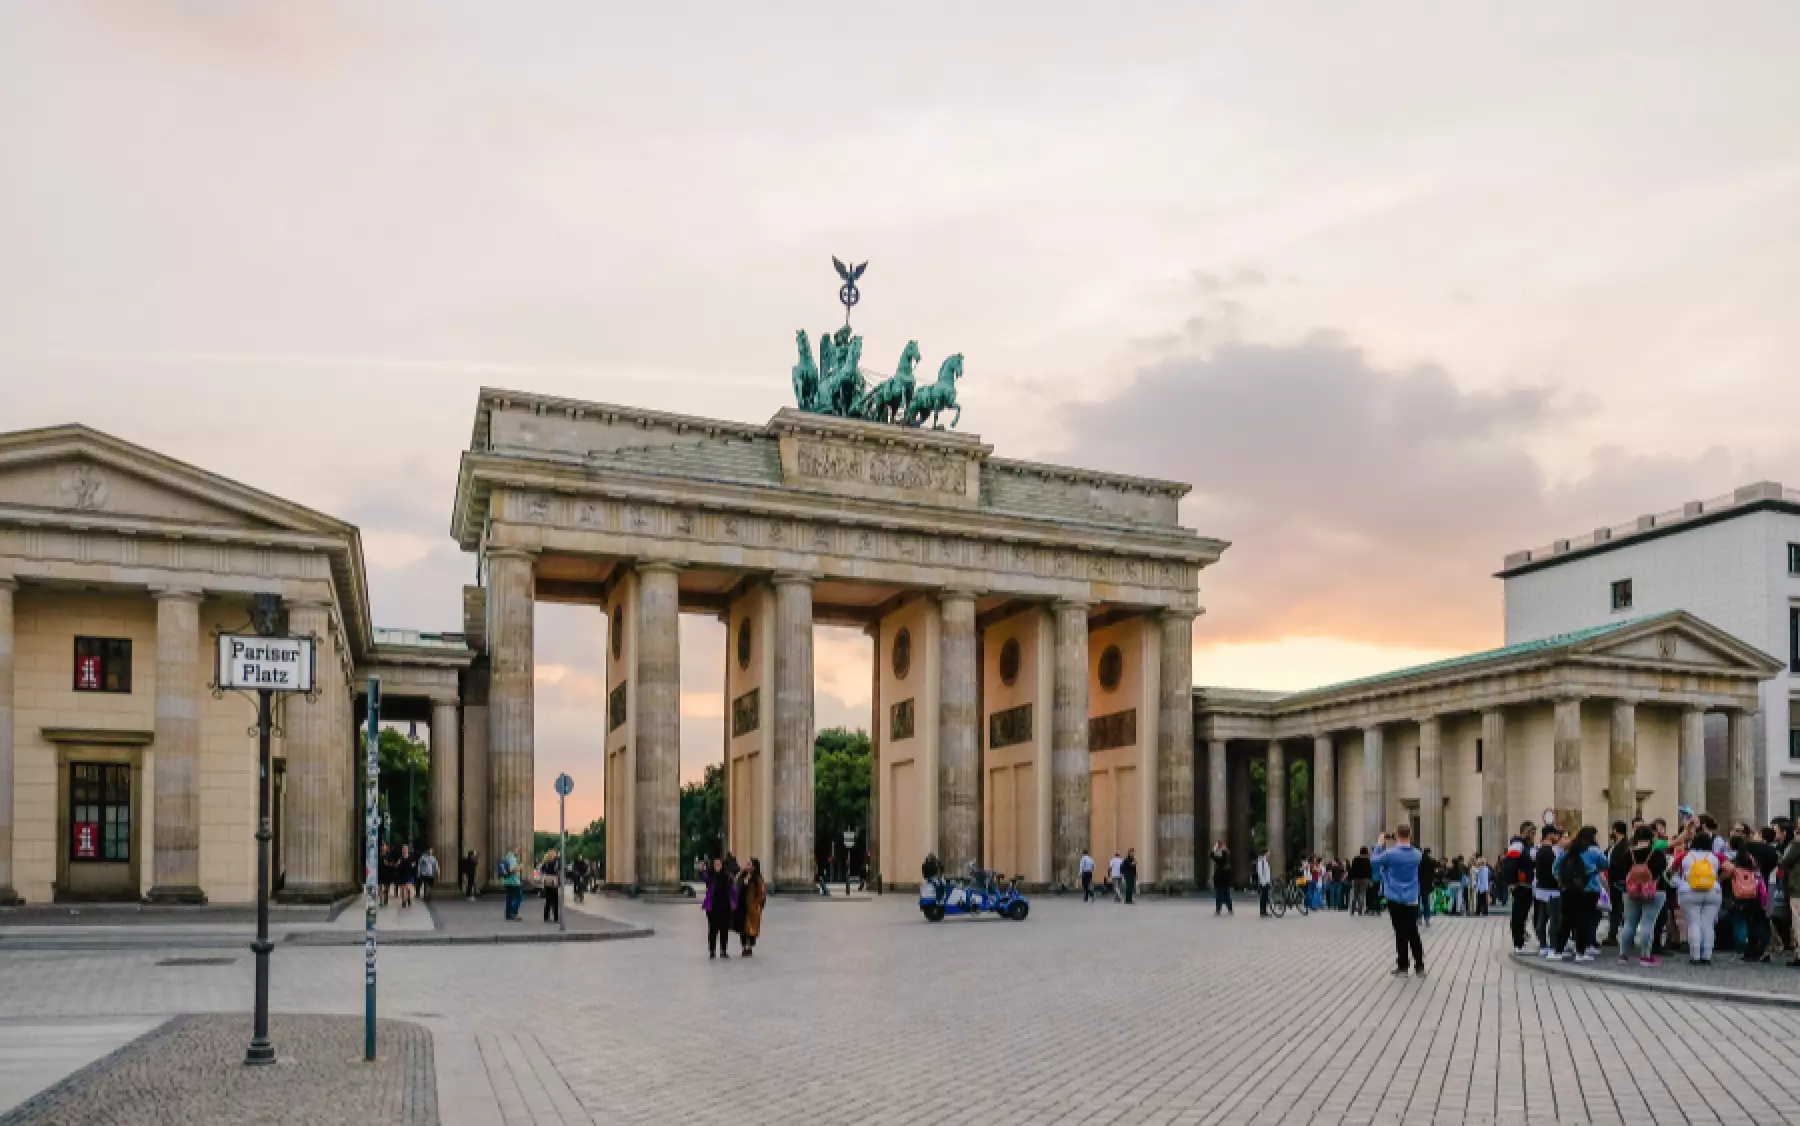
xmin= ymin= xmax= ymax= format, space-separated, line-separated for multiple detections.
xmin=5 ymin=4 xmax=1798 ymax=828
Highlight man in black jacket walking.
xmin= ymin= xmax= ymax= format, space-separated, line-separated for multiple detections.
xmin=1503 ymin=823 xmax=1537 ymax=953
xmin=1348 ymin=848 xmax=1373 ymax=916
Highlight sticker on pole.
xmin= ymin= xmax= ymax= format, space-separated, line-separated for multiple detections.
xmin=217 ymin=634 xmax=315 ymax=692
xmin=555 ymin=773 xmax=574 ymax=797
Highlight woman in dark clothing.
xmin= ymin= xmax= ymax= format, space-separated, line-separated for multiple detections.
xmin=703 ymin=858 xmax=738 ymax=959
xmin=540 ymin=849 xmax=562 ymax=924
xmin=1209 ymin=840 xmax=1233 ymax=915
xmin=1122 ymin=849 xmax=1138 ymax=904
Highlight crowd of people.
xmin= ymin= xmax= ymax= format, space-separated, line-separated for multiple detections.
xmin=1204 ymin=837 xmax=1497 ymax=921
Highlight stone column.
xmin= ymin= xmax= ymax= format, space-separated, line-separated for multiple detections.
xmin=1157 ymin=611 xmax=1197 ymax=889
xmin=1552 ymin=696 xmax=1583 ymax=833
xmin=1265 ymin=740 xmax=1286 ymax=877
xmin=1729 ymin=708 xmax=1757 ymax=829
xmin=1207 ymin=739 xmax=1228 ymax=858
xmin=1050 ymin=600 xmax=1090 ymax=888
xmin=460 ymin=660 xmax=490 ymax=887
xmin=1312 ymin=734 xmax=1335 ymax=859
xmin=1480 ymin=709 xmax=1506 ymax=857
xmin=1227 ymin=751 xmax=1250 ymax=883
xmin=431 ymin=697 xmax=460 ymax=860
xmin=486 ymin=550 xmax=535 ymax=890
xmin=1608 ymin=699 xmax=1638 ymax=827
xmin=282 ymin=599 xmax=344 ymax=900
xmin=1362 ymin=725 xmax=1386 ymax=844
xmin=1678 ymin=705 xmax=1706 ymax=816
xmin=634 ymin=563 xmax=682 ymax=891
xmin=0 ymin=580 xmax=16 ymax=904
xmin=772 ymin=572 xmax=815 ymax=891
xmin=147 ymin=588 xmax=205 ymax=903
xmin=936 ymin=589 xmax=979 ymax=875
xmin=865 ymin=624 xmax=881 ymax=889
xmin=1417 ymin=716 xmax=1442 ymax=856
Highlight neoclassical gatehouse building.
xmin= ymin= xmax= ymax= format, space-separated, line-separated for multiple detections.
xmin=0 ymin=395 xmax=1786 ymax=904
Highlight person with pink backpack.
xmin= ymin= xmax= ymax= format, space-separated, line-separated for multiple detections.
xmin=1617 ymin=825 xmax=1668 ymax=965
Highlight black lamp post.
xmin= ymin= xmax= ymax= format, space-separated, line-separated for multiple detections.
xmin=245 ymin=592 xmax=281 ymax=1067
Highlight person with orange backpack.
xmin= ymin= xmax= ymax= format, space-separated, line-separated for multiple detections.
xmin=1725 ymin=835 xmax=1770 ymax=963
xmin=1673 ymin=830 xmax=1725 ymax=965
xmin=1617 ymin=825 xmax=1668 ymax=965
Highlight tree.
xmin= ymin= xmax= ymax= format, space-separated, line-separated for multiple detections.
xmin=1247 ymin=756 xmax=1311 ymax=870
xmin=679 ymin=762 xmax=725 ymax=877
xmin=814 ymin=727 xmax=870 ymax=879
xmin=357 ymin=728 xmax=430 ymax=850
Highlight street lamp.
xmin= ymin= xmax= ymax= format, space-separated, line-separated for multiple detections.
xmin=842 ymin=829 xmax=855 ymax=889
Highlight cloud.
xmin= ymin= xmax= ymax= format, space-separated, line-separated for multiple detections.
xmin=1053 ymin=331 xmax=1757 ymax=653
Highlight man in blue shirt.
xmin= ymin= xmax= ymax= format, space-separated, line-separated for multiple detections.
xmin=1373 ymin=824 xmax=1426 ymax=977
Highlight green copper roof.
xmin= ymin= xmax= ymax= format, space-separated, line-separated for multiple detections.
xmin=1280 ymin=617 xmax=1652 ymax=702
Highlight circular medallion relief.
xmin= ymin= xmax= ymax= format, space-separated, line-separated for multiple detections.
xmin=610 ymin=603 xmax=625 ymax=660
xmin=998 ymin=638 xmax=1022 ymax=687
xmin=736 ymin=617 xmax=752 ymax=671
xmin=1098 ymin=644 xmax=1123 ymax=693
xmin=892 ymin=627 xmax=912 ymax=681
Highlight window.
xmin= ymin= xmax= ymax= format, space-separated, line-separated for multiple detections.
xmin=1790 ymin=543 xmax=1800 ymax=575
xmin=1791 ymin=728 xmax=1800 ymax=761
xmin=73 ymin=637 xmax=131 ymax=693
xmin=1476 ymin=738 xmax=1484 ymax=774
xmin=1415 ymin=746 xmax=1420 ymax=776
xmin=69 ymin=763 xmax=131 ymax=862
xmin=1476 ymin=816 xmax=1484 ymax=858
xmin=1791 ymin=607 xmax=1799 ymax=673
xmin=1610 ymin=579 xmax=1633 ymax=612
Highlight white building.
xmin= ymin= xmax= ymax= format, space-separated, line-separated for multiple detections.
xmin=1500 ymin=481 xmax=1800 ymax=824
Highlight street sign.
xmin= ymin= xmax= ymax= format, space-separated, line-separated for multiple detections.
xmin=217 ymin=634 xmax=315 ymax=692
xmin=555 ymin=773 xmax=574 ymax=797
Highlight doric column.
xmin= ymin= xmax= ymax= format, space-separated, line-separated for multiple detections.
xmin=486 ymin=550 xmax=535 ymax=889
xmin=1312 ymin=734 xmax=1335 ymax=859
xmin=431 ymin=696 xmax=461 ymax=861
xmin=865 ymin=623 xmax=881 ymax=888
xmin=1362 ymin=725 xmax=1386 ymax=844
xmin=0 ymin=580 xmax=16 ymax=904
xmin=1552 ymin=695 xmax=1583 ymax=833
xmin=771 ymin=572 xmax=815 ymax=890
xmin=1050 ymin=600 xmax=1090 ymax=888
xmin=1480 ymin=708 xmax=1506 ymax=857
xmin=147 ymin=588 xmax=205 ymax=903
xmin=1265 ymin=740 xmax=1286 ymax=877
xmin=1729 ymin=708 xmax=1757 ymax=828
xmin=1678 ymin=705 xmax=1706 ymax=816
xmin=634 ymin=563 xmax=682 ymax=891
xmin=282 ymin=599 xmax=344 ymax=899
xmin=1207 ymin=739 xmax=1228 ymax=858
xmin=460 ymin=659 xmax=490 ymax=886
xmin=1417 ymin=716 xmax=1442 ymax=856
xmin=936 ymin=588 xmax=979 ymax=875
xmin=1157 ymin=610 xmax=1197 ymax=889
xmin=1608 ymin=699 xmax=1638 ymax=827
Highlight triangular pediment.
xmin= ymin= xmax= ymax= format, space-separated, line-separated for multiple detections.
xmin=0 ymin=426 xmax=352 ymax=538
xmin=1575 ymin=612 xmax=1785 ymax=674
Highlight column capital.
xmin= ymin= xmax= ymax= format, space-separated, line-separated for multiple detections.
xmin=150 ymin=585 xmax=204 ymax=602
xmin=485 ymin=546 xmax=538 ymax=563
xmin=770 ymin=569 xmax=814 ymax=587
xmin=1552 ymin=691 xmax=1585 ymax=705
xmin=638 ymin=560 xmax=683 ymax=578
xmin=1682 ymin=702 xmax=1708 ymax=717
xmin=936 ymin=586 xmax=980 ymax=605
xmin=1480 ymin=705 xmax=1504 ymax=718
xmin=1156 ymin=605 xmax=1198 ymax=623
xmin=1051 ymin=597 xmax=1092 ymax=612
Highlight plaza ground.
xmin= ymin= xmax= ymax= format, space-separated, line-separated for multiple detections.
xmin=5 ymin=896 xmax=1800 ymax=1125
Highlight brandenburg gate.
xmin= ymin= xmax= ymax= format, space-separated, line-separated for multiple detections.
xmin=451 ymin=369 xmax=1224 ymax=892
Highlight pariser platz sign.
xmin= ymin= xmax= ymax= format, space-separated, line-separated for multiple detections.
xmin=217 ymin=633 xmax=316 ymax=692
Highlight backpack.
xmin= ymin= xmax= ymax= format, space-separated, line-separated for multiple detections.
xmin=1626 ymin=856 xmax=1658 ymax=902
xmin=1558 ymin=850 xmax=1588 ymax=895
xmin=1730 ymin=862 xmax=1759 ymax=901
xmin=1687 ymin=853 xmax=1716 ymax=893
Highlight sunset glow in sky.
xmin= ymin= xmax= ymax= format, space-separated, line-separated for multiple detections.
xmin=5 ymin=5 xmax=1798 ymax=828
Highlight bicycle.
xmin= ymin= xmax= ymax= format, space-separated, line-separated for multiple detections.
xmin=1265 ymin=879 xmax=1310 ymax=918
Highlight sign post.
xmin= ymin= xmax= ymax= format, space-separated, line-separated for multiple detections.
xmin=555 ymin=773 xmax=573 ymax=934
xmin=364 ymin=677 xmax=381 ymax=1061
xmin=217 ymin=599 xmax=315 ymax=1068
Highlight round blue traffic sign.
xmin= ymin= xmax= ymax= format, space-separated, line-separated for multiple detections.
xmin=555 ymin=773 xmax=574 ymax=797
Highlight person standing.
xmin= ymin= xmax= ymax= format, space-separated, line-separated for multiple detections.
xmin=1472 ymin=856 xmax=1491 ymax=916
xmin=396 ymin=844 xmax=417 ymax=909
xmin=1348 ymin=847 xmax=1373 ymax=917
xmin=1672 ymin=830 xmax=1724 ymax=964
xmin=417 ymin=847 xmax=439 ymax=903
xmin=1122 ymin=849 xmax=1138 ymax=905
xmin=1255 ymin=848 xmax=1273 ymax=918
xmin=1504 ymin=824 xmax=1536 ymax=953
xmin=1778 ymin=819 xmax=1800 ymax=967
xmin=1417 ymin=849 xmax=1438 ymax=927
xmin=1374 ymin=825 xmax=1425 ymax=977
xmin=1109 ymin=852 xmax=1125 ymax=903
xmin=461 ymin=850 xmax=479 ymax=899
xmin=1603 ymin=821 xmax=1631 ymax=947
xmin=499 ymin=849 xmax=523 ymax=921
xmin=739 ymin=858 xmax=767 ymax=956
xmin=1554 ymin=826 xmax=1606 ymax=961
xmin=540 ymin=848 xmax=562 ymax=924
xmin=1618 ymin=825 xmax=1668 ymax=965
xmin=703 ymin=857 xmax=737 ymax=959
xmin=1534 ymin=826 xmax=1563 ymax=956
xmin=378 ymin=843 xmax=395 ymax=907
xmin=1080 ymin=850 xmax=1096 ymax=902
xmin=570 ymin=855 xmax=589 ymax=904
xmin=1210 ymin=841 xmax=1233 ymax=915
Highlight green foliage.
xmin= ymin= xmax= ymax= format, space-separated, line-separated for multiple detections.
xmin=357 ymin=728 xmax=430 ymax=850
xmin=1247 ymin=757 xmax=1312 ymax=869
xmin=814 ymin=727 xmax=870 ymax=875
xmin=679 ymin=762 xmax=725 ymax=877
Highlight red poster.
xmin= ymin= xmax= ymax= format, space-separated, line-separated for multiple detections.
xmin=77 ymin=655 xmax=100 ymax=690
xmin=73 ymin=821 xmax=98 ymax=859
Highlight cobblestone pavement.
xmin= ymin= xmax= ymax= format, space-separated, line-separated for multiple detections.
xmin=5 ymin=897 xmax=1800 ymax=1124
xmin=0 ymin=1014 xmax=433 ymax=1126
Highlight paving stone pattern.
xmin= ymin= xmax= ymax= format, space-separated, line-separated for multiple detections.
xmin=5 ymin=898 xmax=1800 ymax=1123
xmin=0 ymin=1014 xmax=434 ymax=1126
